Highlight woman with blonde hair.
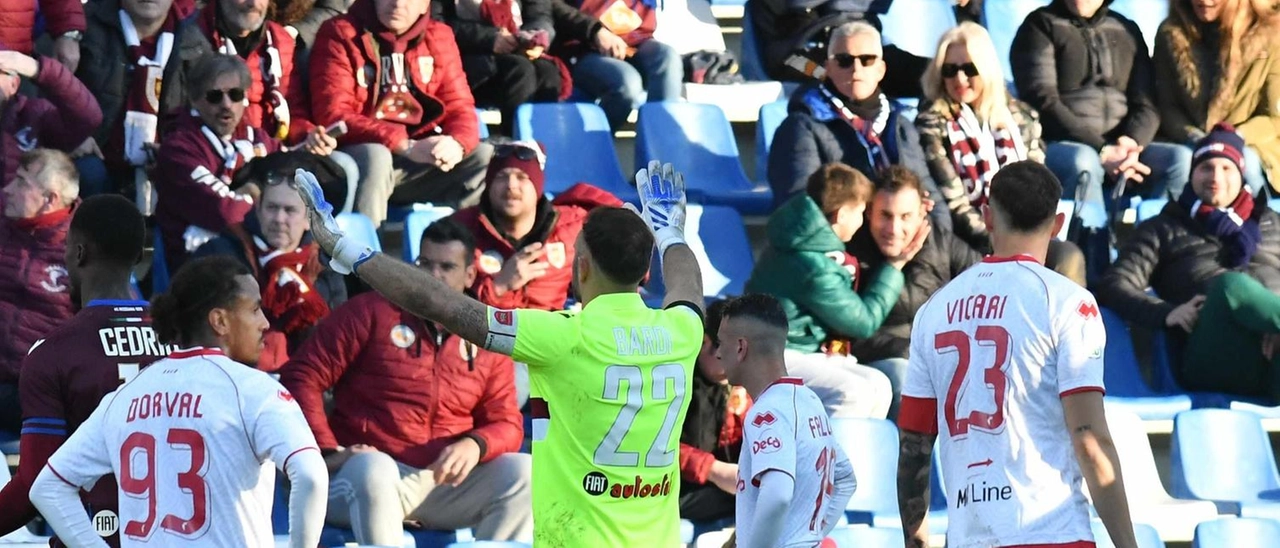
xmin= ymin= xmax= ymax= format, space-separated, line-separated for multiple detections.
xmin=1154 ymin=0 xmax=1280 ymax=194
xmin=915 ymin=22 xmax=1047 ymax=252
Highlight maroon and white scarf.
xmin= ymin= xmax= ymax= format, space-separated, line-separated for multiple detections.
xmin=945 ymin=103 xmax=1027 ymax=206
xmin=119 ymin=10 xmax=176 ymax=167
xmin=216 ymin=30 xmax=291 ymax=140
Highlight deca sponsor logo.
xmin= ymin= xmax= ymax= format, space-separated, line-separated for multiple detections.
xmin=752 ymin=436 xmax=782 ymax=455
xmin=580 ymin=471 xmax=674 ymax=499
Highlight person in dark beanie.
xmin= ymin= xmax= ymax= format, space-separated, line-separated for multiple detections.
xmin=449 ymin=140 xmax=621 ymax=311
xmin=1097 ymin=123 xmax=1280 ymax=401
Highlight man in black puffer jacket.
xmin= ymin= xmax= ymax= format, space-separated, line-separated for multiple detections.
xmin=1097 ymin=125 xmax=1280 ymax=401
xmin=768 ymin=20 xmax=950 ymax=230
xmin=1012 ymin=0 xmax=1191 ymax=209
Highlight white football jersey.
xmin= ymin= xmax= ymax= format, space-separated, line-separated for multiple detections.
xmin=44 ymin=348 xmax=320 ymax=547
xmin=900 ymin=255 xmax=1106 ymax=548
xmin=736 ymin=378 xmax=854 ymax=548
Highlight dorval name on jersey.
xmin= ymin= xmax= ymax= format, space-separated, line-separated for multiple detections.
xmin=901 ymin=256 xmax=1107 ymax=548
xmin=737 ymin=379 xmax=854 ymax=548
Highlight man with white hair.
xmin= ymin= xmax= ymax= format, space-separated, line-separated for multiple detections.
xmin=769 ymin=21 xmax=949 ymax=230
xmin=0 ymin=149 xmax=81 ymax=436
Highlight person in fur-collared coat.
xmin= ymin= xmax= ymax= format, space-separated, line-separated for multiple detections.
xmin=1153 ymin=0 xmax=1280 ymax=194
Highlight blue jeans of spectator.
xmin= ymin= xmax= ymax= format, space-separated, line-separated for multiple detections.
xmin=862 ymin=357 xmax=909 ymax=421
xmin=571 ymin=40 xmax=683 ymax=129
xmin=1046 ymin=141 xmax=1192 ymax=212
xmin=73 ymin=155 xmax=113 ymax=198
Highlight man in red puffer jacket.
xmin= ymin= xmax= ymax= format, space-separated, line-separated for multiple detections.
xmin=0 ymin=149 xmax=79 ymax=437
xmin=0 ymin=0 xmax=84 ymax=70
xmin=309 ymin=0 xmax=493 ymax=227
xmin=450 ymin=140 xmax=621 ymax=311
xmin=279 ymin=217 xmax=530 ymax=546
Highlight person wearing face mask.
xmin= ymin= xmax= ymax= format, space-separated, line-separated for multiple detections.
xmin=0 ymin=49 xmax=102 ymax=186
xmin=746 ymin=162 xmax=927 ymax=420
xmin=1012 ymin=0 xmax=1192 ymax=211
xmin=770 ymin=22 xmax=951 ymax=231
xmin=1098 ymin=124 xmax=1280 ymax=402
xmin=1154 ymin=0 xmax=1280 ymax=195
xmin=449 ymin=140 xmax=621 ymax=311
xmin=194 ymin=171 xmax=349 ymax=372
xmin=845 ymin=166 xmax=981 ymax=420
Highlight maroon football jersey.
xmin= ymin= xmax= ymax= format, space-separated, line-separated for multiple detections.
xmin=21 ymin=299 xmax=172 ymax=546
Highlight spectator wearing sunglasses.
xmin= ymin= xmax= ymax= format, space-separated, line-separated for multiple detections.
xmin=192 ymin=168 xmax=348 ymax=372
xmin=769 ymin=21 xmax=950 ymax=232
xmin=1011 ymin=0 xmax=1191 ymax=214
xmin=310 ymin=0 xmax=494 ymax=227
xmin=0 ymin=49 xmax=103 ymax=188
xmin=152 ymin=53 xmax=285 ymax=270
xmin=915 ymin=22 xmax=1047 ymax=253
xmin=449 ymin=140 xmax=622 ymax=312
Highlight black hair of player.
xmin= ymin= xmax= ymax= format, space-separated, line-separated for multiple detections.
xmin=704 ymin=299 xmax=729 ymax=345
xmin=151 ymin=256 xmax=253 ymax=346
xmin=720 ymin=293 xmax=789 ymax=332
xmin=581 ymin=207 xmax=654 ymax=286
xmin=420 ymin=217 xmax=476 ymax=266
xmin=70 ymin=195 xmax=146 ymax=268
xmin=987 ymin=161 xmax=1063 ymax=232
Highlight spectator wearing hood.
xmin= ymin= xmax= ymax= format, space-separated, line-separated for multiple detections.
xmin=1098 ymin=124 xmax=1280 ymax=402
xmin=310 ymin=0 xmax=494 ymax=227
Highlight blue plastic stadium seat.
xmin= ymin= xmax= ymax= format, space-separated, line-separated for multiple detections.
xmin=831 ymin=419 xmax=900 ymax=527
xmin=0 ymin=430 xmax=19 ymax=463
xmin=1192 ymin=517 xmax=1280 ymax=548
xmin=1091 ymin=520 xmax=1166 ymax=548
xmin=739 ymin=8 xmax=768 ymax=82
xmin=1107 ymin=0 xmax=1167 ymax=54
xmin=335 ymin=212 xmax=382 ymax=254
xmin=1137 ymin=199 xmax=1168 ymax=223
xmin=475 ymin=108 xmax=490 ymax=140
xmin=680 ymin=519 xmax=695 ymax=544
xmin=1270 ymin=198 xmax=1280 ymax=213
xmin=642 ymin=205 xmax=754 ymax=304
xmin=756 ymin=100 xmax=788 ymax=184
xmin=983 ymin=0 xmax=1052 ymax=83
xmin=928 ymin=441 xmax=949 ymax=535
xmin=401 ymin=206 xmax=457 ymax=262
xmin=151 ymin=230 xmax=170 ymax=294
xmin=635 ymin=103 xmax=773 ymax=214
xmin=319 ymin=527 xmax=416 ymax=547
xmin=825 ymin=526 xmax=905 ymax=547
xmin=1099 ymin=308 xmax=1193 ymax=420
xmin=1171 ymin=409 xmax=1280 ymax=519
xmin=513 ymin=103 xmax=634 ymax=202
xmin=880 ymin=0 xmax=958 ymax=58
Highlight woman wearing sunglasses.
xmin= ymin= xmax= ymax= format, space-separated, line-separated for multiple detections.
xmin=914 ymin=22 xmax=1047 ymax=254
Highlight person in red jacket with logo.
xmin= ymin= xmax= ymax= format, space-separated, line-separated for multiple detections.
xmin=0 ymin=49 xmax=103 ymax=186
xmin=450 ymin=140 xmax=621 ymax=311
xmin=279 ymin=217 xmax=530 ymax=546
xmin=0 ymin=149 xmax=79 ymax=437
xmin=309 ymin=0 xmax=494 ymax=227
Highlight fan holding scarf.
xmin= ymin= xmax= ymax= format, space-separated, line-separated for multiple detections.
xmin=1098 ymin=123 xmax=1280 ymax=403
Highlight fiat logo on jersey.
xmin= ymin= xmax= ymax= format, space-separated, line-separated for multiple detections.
xmin=752 ymin=435 xmax=783 ymax=455
xmin=583 ymin=471 xmax=609 ymax=496
xmin=92 ymin=509 xmax=118 ymax=537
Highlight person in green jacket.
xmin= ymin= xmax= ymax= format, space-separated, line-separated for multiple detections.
xmin=746 ymin=162 xmax=929 ymax=418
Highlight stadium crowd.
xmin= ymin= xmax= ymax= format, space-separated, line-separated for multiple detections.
xmin=0 ymin=0 xmax=1279 ymax=543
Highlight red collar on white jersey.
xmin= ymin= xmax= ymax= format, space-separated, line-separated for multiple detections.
xmin=982 ymin=254 xmax=1042 ymax=265
xmin=766 ymin=377 xmax=804 ymax=389
xmin=170 ymin=347 xmax=226 ymax=359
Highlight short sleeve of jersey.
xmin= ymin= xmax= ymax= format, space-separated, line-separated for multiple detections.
xmin=485 ymin=306 xmax=579 ymax=365
xmin=743 ymin=402 xmax=797 ymax=483
xmin=1055 ymin=292 xmax=1107 ymax=396
xmin=899 ymin=311 xmax=940 ymax=434
xmin=19 ymin=340 xmax=66 ymax=432
xmin=244 ymin=377 xmax=320 ymax=469
xmin=44 ymin=394 xmax=114 ymax=488
xmin=662 ymin=303 xmax=704 ymax=341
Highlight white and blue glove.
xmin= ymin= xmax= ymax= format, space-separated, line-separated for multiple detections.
xmin=632 ymin=161 xmax=687 ymax=255
xmin=294 ymin=169 xmax=376 ymax=275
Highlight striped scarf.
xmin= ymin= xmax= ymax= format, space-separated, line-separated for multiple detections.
xmin=945 ymin=103 xmax=1027 ymax=206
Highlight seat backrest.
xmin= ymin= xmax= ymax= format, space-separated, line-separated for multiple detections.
xmin=1100 ymin=308 xmax=1160 ymax=398
xmin=1270 ymin=198 xmax=1280 ymax=214
xmin=514 ymin=103 xmax=628 ymax=195
xmin=1107 ymin=0 xmax=1166 ymax=54
xmin=1091 ymin=520 xmax=1166 ymax=548
xmin=929 ymin=438 xmax=948 ymax=512
xmin=335 ymin=212 xmax=382 ymax=253
xmin=756 ymin=100 xmax=789 ymax=181
xmin=826 ymin=525 xmax=905 ymax=548
xmin=643 ymin=205 xmax=754 ymax=299
xmin=1103 ymin=407 xmax=1171 ymax=504
xmin=1193 ymin=518 xmax=1280 ymax=548
xmin=475 ymin=108 xmax=490 ymax=140
xmin=635 ymin=103 xmax=749 ymax=190
xmin=1137 ymin=199 xmax=1167 ymax=223
xmin=984 ymin=0 xmax=1052 ymax=82
xmin=831 ymin=418 xmax=900 ymax=522
xmin=880 ymin=0 xmax=959 ymax=58
xmin=1172 ymin=409 xmax=1280 ymax=502
xmin=652 ymin=0 xmax=727 ymax=54
xmin=401 ymin=207 xmax=458 ymax=262
xmin=739 ymin=8 xmax=768 ymax=81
